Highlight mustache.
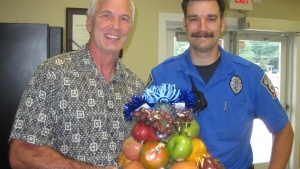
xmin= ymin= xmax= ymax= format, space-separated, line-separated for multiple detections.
xmin=191 ymin=32 xmax=214 ymax=38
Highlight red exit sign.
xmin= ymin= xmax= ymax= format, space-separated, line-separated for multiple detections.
xmin=228 ymin=0 xmax=253 ymax=10
xmin=235 ymin=0 xmax=249 ymax=4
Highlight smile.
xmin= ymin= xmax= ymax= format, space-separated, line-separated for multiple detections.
xmin=105 ymin=34 xmax=120 ymax=39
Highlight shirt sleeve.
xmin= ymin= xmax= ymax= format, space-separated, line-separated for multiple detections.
xmin=254 ymin=73 xmax=288 ymax=134
xmin=9 ymin=62 xmax=56 ymax=147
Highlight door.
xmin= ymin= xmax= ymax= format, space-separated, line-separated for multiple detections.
xmin=235 ymin=31 xmax=287 ymax=169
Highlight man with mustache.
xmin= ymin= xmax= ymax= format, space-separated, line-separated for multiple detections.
xmin=147 ymin=0 xmax=294 ymax=168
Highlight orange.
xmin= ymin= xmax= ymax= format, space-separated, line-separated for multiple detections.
xmin=186 ymin=137 xmax=207 ymax=165
xmin=117 ymin=152 xmax=132 ymax=169
xmin=169 ymin=161 xmax=198 ymax=169
xmin=124 ymin=161 xmax=145 ymax=169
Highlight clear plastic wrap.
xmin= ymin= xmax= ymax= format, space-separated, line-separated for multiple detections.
xmin=118 ymin=84 xmax=225 ymax=169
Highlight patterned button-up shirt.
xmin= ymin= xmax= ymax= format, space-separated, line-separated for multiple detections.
xmin=9 ymin=45 xmax=145 ymax=167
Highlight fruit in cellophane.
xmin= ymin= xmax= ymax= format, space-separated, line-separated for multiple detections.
xmin=167 ymin=134 xmax=193 ymax=161
xmin=117 ymin=152 xmax=132 ymax=169
xmin=132 ymin=107 xmax=175 ymax=140
xmin=186 ymin=137 xmax=207 ymax=165
xmin=122 ymin=136 xmax=142 ymax=161
xmin=199 ymin=154 xmax=225 ymax=169
xmin=124 ymin=161 xmax=145 ymax=169
xmin=169 ymin=161 xmax=199 ymax=169
xmin=118 ymin=106 xmax=225 ymax=169
xmin=119 ymin=83 xmax=225 ymax=168
xmin=131 ymin=122 xmax=160 ymax=143
xmin=139 ymin=141 xmax=169 ymax=169
xmin=179 ymin=119 xmax=200 ymax=138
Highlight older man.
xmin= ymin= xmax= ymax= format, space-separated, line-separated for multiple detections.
xmin=9 ymin=0 xmax=144 ymax=168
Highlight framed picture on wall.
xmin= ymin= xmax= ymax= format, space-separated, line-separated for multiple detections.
xmin=66 ymin=8 xmax=88 ymax=52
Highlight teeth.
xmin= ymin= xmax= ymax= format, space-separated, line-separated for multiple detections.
xmin=105 ymin=34 xmax=120 ymax=39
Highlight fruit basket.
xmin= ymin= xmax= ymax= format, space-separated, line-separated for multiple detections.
xmin=119 ymin=84 xmax=225 ymax=169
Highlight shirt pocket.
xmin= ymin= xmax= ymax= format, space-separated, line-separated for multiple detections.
xmin=219 ymin=100 xmax=253 ymax=140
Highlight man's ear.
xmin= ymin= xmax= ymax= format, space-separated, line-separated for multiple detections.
xmin=220 ymin=17 xmax=226 ymax=32
xmin=86 ymin=15 xmax=92 ymax=33
xmin=183 ymin=17 xmax=187 ymax=32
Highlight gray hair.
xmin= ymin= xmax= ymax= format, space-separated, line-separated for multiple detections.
xmin=87 ymin=0 xmax=136 ymax=24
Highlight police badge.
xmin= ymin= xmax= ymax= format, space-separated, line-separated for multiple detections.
xmin=230 ymin=75 xmax=242 ymax=95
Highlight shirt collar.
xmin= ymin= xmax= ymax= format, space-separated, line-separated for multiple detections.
xmin=74 ymin=44 xmax=126 ymax=83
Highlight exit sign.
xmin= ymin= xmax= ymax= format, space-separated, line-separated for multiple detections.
xmin=228 ymin=0 xmax=253 ymax=10
xmin=235 ymin=0 xmax=249 ymax=3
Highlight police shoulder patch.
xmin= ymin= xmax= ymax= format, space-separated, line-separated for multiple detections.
xmin=261 ymin=74 xmax=277 ymax=99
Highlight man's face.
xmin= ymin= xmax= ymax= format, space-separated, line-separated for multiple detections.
xmin=183 ymin=0 xmax=225 ymax=53
xmin=86 ymin=0 xmax=132 ymax=55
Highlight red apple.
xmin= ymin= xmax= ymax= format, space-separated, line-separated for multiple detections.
xmin=122 ymin=137 xmax=142 ymax=161
xmin=131 ymin=123 xmax=160 ymax=143
xmin=139 ymin=141 xmax=169 ymax=169
xmin=200 ymin=155 xmax=225 ymax=169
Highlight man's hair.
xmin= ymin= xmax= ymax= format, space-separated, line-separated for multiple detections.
xmin=181 ymin=0 xmax=225 ymax=18
xmin=87 ymin=0 xmax=136 ymax=24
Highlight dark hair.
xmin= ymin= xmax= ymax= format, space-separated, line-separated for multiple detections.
xmin=181 ymin=0 xmax=226 ymax=18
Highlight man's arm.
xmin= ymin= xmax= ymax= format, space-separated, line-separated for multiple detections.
xmin=9 ymin=139 xmax=117 ymax=169
xmin=268 ymin=121 xmax=294 ymax=169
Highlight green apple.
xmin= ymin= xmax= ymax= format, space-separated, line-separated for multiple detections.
xmin=167 ymin=134 xmax=192 ymax=161
xmin=179 ymin=119 xmax=200 ymax=138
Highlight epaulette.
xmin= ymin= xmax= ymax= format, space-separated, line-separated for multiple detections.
xmin=232 ymin=56 xmax=251 ymax=67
